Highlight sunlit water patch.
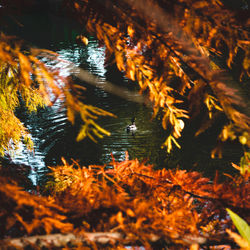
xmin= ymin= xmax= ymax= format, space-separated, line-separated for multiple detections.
xmin=86 ymin=39 xmax=107 ymax=78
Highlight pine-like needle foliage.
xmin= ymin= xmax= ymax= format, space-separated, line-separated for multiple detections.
xmin=67 ymin=0 xmax=250 ymax=154
xmin=0 ymin=33 xmax=115 ymax=155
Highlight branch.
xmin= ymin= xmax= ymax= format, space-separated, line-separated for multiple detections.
xmin=123 ymin=0 xmax=250 ymax=119
xmin=40 ymin=52 xmax=152 ymax=108
xmin=133 ymin=172 xmax=250 ymax=214
xmin=70 ymin=63 xmax=152 ymax=108
xmin=110 ymin=0 xmax=250 ymax=129
xmin=1 ymin=232 xmax=123 ymax=248
xmin=2 ymin=231 xmax=237 ymax=248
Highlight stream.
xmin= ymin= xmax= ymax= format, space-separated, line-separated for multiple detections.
xmin=2 ymin=9 xmax=242 ymax=187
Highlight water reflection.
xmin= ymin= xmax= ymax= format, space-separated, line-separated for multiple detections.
xmin=86 ymin=40 xmax=106 ymax=78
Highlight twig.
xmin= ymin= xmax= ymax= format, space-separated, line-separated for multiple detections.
xmin=2 ymin=231 xmax=238 ymax=248
xmin=70 ymin=64 xmax=152 ymax=108
xmin=1 ymin=232 xmax=123 ymax=248
xmin=40 ymin=51 xmax=152 ymax=108
xmin=133 ymin=171 xmax=250 ymax=214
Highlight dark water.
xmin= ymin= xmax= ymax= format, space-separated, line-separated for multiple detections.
xmin=2 ymin=11 xmax=242 ymax=186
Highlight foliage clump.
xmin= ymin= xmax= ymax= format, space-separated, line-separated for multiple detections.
xmin=0 ymin=176 xmax=72 ymax=238
xmin=0 ymin=0 xmax=249 ymax=249
xmin=67 ymin=0 xmax=250 ymax=154
xmin=0 ymin=32 xmax=114 ymax=155
xmin=0 ymin=154 xmax=249 ymax=248
xmin=44 ymin=154 xmax=249 ymax=248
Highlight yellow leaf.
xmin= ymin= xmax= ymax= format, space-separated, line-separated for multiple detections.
xmin=127 ymin=25 xmax=134 ymax=37
xmin=126 ymin=209 xmax=135 ymax=217
xmin=67 ymin=107 xmax=75 ymax=124
xmin=116 ymin=211 xmax=124 ymax=225
xmin=76 ymin=125 xmax=87 ymax=141
xmin=116 ymin=52 xmax=126 ymax=71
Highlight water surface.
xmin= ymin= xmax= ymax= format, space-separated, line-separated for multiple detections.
xmin=3 ymin=11 xmax=242 ymax=186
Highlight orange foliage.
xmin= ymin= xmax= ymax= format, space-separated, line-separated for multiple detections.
xmin=44 ymin=155 xmax=249 ymax=247
xmin=0 ymin=1 xmax=249 ymax=248
xmin=0 ymin=154 xmax=249 ymax=248
xmin=67 ymin=0 xmax=250 ymax=153
xmin=0 ymin=33 xmax=114 ymax=154
xmin=0 ymin=177 xmax=72 ymax=238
